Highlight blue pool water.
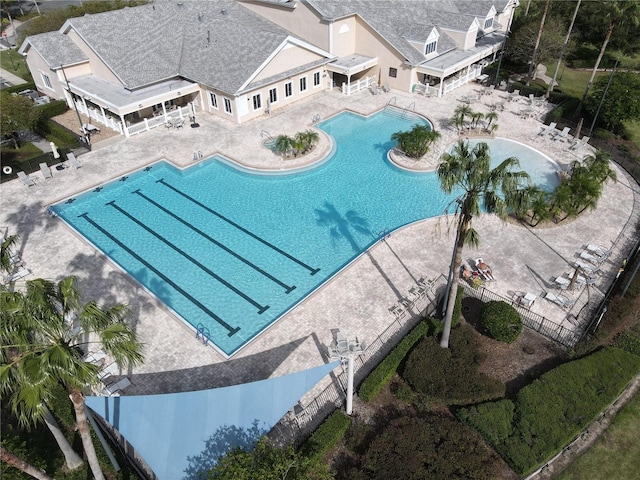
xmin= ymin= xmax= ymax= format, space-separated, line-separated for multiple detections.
xmin=53 ymin=111 xmax=557 ymax=356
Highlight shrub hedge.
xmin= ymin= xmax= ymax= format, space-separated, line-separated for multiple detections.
xmin=457 ymin=347 xmax=640 ymax=476
xmin=37 ymin=100 xmax=69 ymax=119
xmin=300 ymin=410 xmax=350 ymax=460
xmin=357 ymin=319 xmax=429 ymax=402
xmin=402 ymin=324 xmax=505 ymax=405
xmin=479 ymin=300 xmax=522 ymax=343
xmin=355 ymin=414 xmax=501 ymax=480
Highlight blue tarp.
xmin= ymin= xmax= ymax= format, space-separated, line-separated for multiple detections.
xmin=86 ymin=361 xmax=340 ymax=480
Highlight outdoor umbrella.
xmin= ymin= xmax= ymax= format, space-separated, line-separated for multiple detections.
xmin=50 ymin=142 xmax=60 ymax=160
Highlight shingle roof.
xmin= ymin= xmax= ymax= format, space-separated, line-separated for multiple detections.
xmin=58 ymin=0 xmax=300 ymax=93
xmin=306 ymin=0 xmax=485 ymax=65
xmin=21 ymin=31 xmax=88 ymax=68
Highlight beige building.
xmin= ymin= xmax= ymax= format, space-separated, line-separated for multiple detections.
xmin=18 ymin=0 xmax=517 ymax=137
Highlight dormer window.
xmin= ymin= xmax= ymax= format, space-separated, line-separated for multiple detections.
xmin=425 ymin=41 xmax=437 ymax=55
xmin=484 ymin=17 xmax=494 ymax=30
xmin=423 ymin=28 xmax=439 ymax=56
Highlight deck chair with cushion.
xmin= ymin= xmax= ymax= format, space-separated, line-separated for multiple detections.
xmin=3 ymin=267 xmax=31 ymax=284
xmin=545 ymin=291 xmax=574 ymax=309
xmin=586 ymin=244 xmax=611 ymax=257
xmin=569 ymin=136 xmax=590 ymax=151
xmin=580 ymin=250 xmax=604 ymax=265
xmin=552 ymin=126 xmax=571 ymax=141
xmin=39 ymin=162 xmax=53 ymax=179
xmin=101 ymin=377 xmax=131 ymax=396
xmin=17 ymin=171 xmax=35 ymax=187
xmin=67 ymin=152 xmax=81 ymax=169
xmin=382 ymin=83 xmax=391 ymax=93
xmin=538 ymin=122 xmax=557 ymax=136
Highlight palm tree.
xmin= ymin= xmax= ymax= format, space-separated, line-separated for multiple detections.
xmin=295 ymin=130 xmax=320 ymax=154
xmin=437 ymin=140 xmax=531 ymax=348
xmin=453 ymin=104 xmax=473 ymax=127
xmin=579 ymin=0 xmax=640 ymax=107
xmin=1 ymin=276 xmax=144 ymax=480
xmin=391 ymin=125 xmax=441 ymax=159
xmin=484 ymin=111 xmax=499 ymax=131
xmin=274 ymin=134 xmax=294 ymax=158
xmin=526 ymin=0 xmax=551 ymax=86
xmin=1 ymin=234 xmax=19 ymax=274
xmin=546 ymin=0 xmax=582 ymax=97
xmin=470 ymin=112 xmax=484 ymax=130
xmin=0 ymin=446 xmax=53 ymax=480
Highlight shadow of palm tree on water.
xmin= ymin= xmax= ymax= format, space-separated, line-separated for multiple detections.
xmin=314 ymin=201 xmax=372 ymax=254
xmin=314 ymin=202 xmax=409 ymax=303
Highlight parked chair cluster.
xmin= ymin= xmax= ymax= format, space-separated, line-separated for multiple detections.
xmin=389 ymin=277 xmax=435 ymax=320
xmin=86 ymin=349 xmax=132 ymax=396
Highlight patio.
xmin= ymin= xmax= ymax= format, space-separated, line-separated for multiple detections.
xmin=2 ymin=84 xmax=639 ymax=426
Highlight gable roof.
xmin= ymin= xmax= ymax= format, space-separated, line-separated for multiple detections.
xmin=25 ymin=0 xmax=329 ymax=95
xmin=18 ymin=30 xmax=88 ymax=69
xmin=305 ymin=0 xmax=487 ymax=65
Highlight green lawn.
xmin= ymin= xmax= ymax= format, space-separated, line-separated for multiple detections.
xmin=555 ymin=390 xmax=640 ymax=480
xmin=0 ymin=49 xmax=32 ymax=81
xmin=555 ymin=66 xmax=608 ymax=99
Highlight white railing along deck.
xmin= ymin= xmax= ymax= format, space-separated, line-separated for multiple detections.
xmin=341 ymin=76 xmax=375 ymax=95
xmin=443 ymin=66 xmax=484 ymax=95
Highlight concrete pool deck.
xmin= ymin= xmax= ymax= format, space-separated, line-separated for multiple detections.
xmin=2 ymin=84 xmax=639 ymax=409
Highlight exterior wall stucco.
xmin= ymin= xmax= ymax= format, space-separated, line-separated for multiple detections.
xmin=23 ymin=50 xmax=66 ymax=100
xmin=331 ymin=16 xmax=357 ymax=57
xmin=253 ymin=43 xmax=325 ymax=82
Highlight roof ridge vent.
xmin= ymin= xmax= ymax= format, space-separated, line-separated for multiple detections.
xmin=177 ymin=2 xmax=184 ymax=10
xmin=221 ymin=9 xmax=227 ymax=15
xmin=198 ymin=12 xmax=203 ymax=22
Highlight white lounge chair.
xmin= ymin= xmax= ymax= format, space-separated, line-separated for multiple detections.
xmin=586 ymin=244 xmax=611 ymax=257
xmin=67 ymin=152 xmax=81 ymax=169
xmin=3 ymin=267 xmax=31 ymax=284
xmin=569 ymin=136 xmax=590 ymax=151
xmin=553 ymin=276 xmax=572 ymax=290
xmin=101 ymin=377 xmax=131 ymax=396
xmin=382 ymin=83 xmax=391 ymax=93
xmin=538 ymin=122 xmax=557 ymax=136
xmin=580 ymin=250 xmax=604 ymax=265
xmin=545 ymin=291 xmax=574 ymax=309
xmin=552 ymin=127 xmax=571 ymax=141
xmin=574 ymin=260 xmax=598 ymax=275
xmin=17 ymin=171 xmax=35 ymax=187
xmin=98 ymin=362 xmax=121 ymax=381
xmin=39 ymin=162 xmax=52 ymax=179
xmin=174 ymin=118 xmax=184 ymax=129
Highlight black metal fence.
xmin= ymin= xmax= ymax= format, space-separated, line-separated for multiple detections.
xmin=460 ymin=283 xmax=583 ymax=348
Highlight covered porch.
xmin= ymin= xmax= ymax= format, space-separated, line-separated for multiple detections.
xmin=414 ymin=32 xmax=505 ymax=97
xmin=63 ymin=75 xmax=202 ymax=138
xmin=326 ymin=54 xmax=378 ymax=95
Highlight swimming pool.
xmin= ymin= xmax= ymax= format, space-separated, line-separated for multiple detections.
xmin=53 ymin=111 xmax=557 ymax=356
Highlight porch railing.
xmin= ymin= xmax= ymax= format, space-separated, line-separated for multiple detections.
xmin=443 ymin=65 xmax=484 ymax=95
xmin=74 ymin=101 xmax=191 ymax=137
xmin=341 ymin=75 xmax=375 ymax=95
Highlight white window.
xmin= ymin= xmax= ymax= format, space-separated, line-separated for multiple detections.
xmin=223 ymin=97 xmax=232 ymax=114
xmin=313 ymin=71 xmax=321 ymax=87
xmin=41 ymin=73 xmax=52 ymax=89
xmin=252 ymin=93 xmax=262 ymax=110
xmin=425 ymin=41 xmax=437 ymax=55
xmin=269 ymin=87 xmax=278 ymax=104
xmin=284 ymin=82 xmax=293 ymax=98
xmin=299 ymin=76 xmax=307 ymax=92
xmin=210 ymin=92 xmax=218 ymax=109
xmin=484 ymin=17 xmax=493 ymax=30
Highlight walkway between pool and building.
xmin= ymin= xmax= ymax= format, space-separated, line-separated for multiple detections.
xmin=2 ymin=84 xmax=639 ymax=424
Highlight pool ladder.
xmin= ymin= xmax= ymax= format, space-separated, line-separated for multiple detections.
xmin=196 ymin=323 xmax=211 ymax=346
